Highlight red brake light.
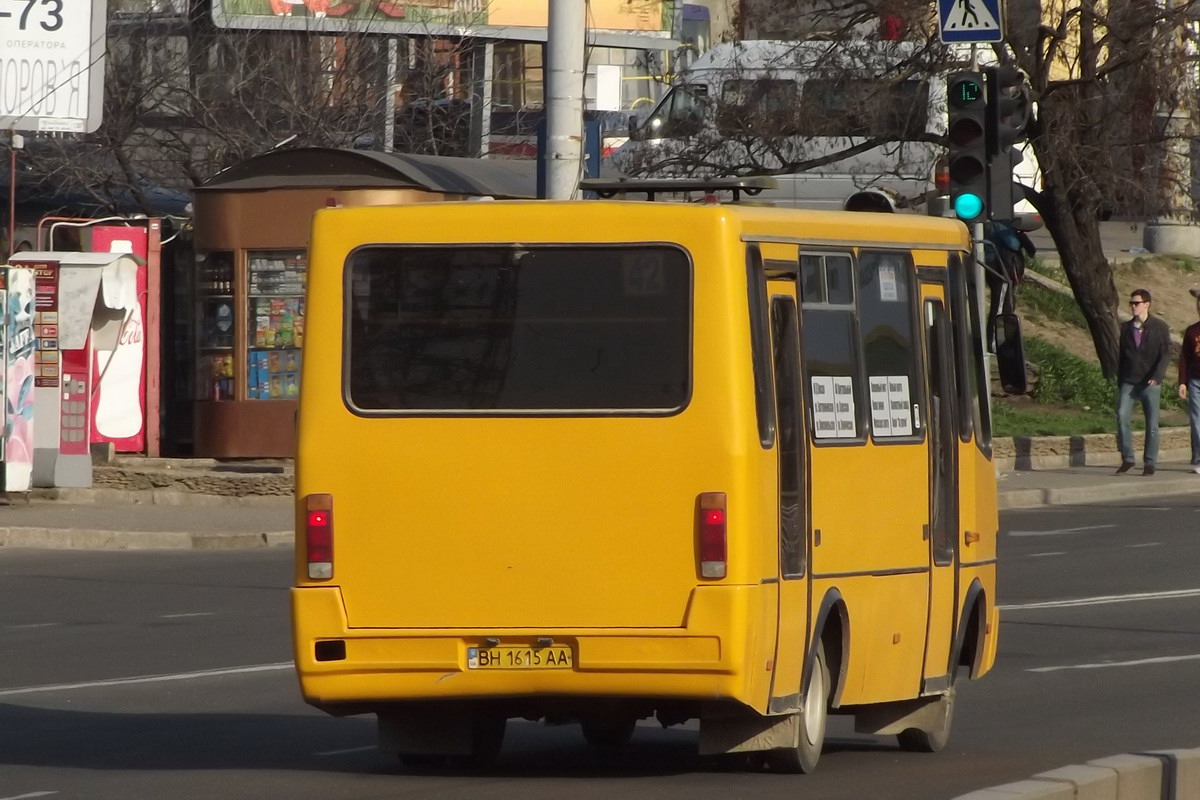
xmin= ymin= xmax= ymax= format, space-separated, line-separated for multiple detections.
xmin=305 ymin=494 xmax=334 ymax=580
xmin=698 ymin=492 xmax=727 ymax=579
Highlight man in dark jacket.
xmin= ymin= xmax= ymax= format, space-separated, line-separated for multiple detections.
xmin=1115 ymin=289 xmax=1172 ymax=475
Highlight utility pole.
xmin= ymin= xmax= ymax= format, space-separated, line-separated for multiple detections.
xmin=543 ymin=0 xmax=586 ymax=200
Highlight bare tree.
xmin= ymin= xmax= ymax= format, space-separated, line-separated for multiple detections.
xmin=626 ymin=0 xmax=1200 ymax=376
xmin=18 ymin=1 xmax=486 ymax=212
xmin=1013 ymin=0 xmax=1197 ymax=375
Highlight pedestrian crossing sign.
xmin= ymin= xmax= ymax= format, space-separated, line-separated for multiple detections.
xmin=938 ymin=0 xmax=1004 ymax=43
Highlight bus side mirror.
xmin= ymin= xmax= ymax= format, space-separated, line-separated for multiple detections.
xmin=627 ymin=114 xmax=640 ymax=141
xmin=994 ymin=313 xmax=1028 ymax=394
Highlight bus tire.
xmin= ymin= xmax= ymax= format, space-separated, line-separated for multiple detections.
xmin=767 ymin=640 xmax=829 ymax=774
xmin=897 ymin=689 xmax=955 ymax=753
xmin=581 ymin=715 xmax=637 ymax=749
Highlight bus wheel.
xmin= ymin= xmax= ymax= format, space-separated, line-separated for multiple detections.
xmin=768 ymin=640 xmax=829 ymax=774
xmin=581 ymin=715 xmax=637 ymax=749
xmin=897 ymin=689 xmax=955 ymax=753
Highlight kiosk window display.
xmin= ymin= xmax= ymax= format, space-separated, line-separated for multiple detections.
xmin=247 ymin=250 xmax=304 ymax=400
xmin=194 ymin=250 xmax=306 ymax=405
xmin=191 ymin=248 xmax=307 ymax=457
xmin=196 ymin=251 xmax=235 ymax=401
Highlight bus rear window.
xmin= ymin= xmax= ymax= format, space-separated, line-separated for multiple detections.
xmin=345 ymin=246 xmax=691 ymax=413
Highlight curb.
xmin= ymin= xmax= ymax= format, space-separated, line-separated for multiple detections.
xmin=25 ymin=487 xmax=292 ymax=507
xmin=997 ymin=477 xmax=1200 ymax=509
xmin=953 ymin=747 xmax=1200 ymax=800
xmin=0 ymin=527 xmax=293 ymax=549
xmin=993 ymin=431 xmax=1193 ymax=472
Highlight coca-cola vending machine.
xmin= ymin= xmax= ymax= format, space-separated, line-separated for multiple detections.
xmin=89 ymin=226 xmax=148 ymax=453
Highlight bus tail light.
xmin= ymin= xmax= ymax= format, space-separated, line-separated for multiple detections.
xmin=698 ymin=492 xmax=727 ymax=579
xmin=305 ymin=493 xmax=334 ymax=580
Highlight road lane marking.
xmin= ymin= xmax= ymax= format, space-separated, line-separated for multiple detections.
xmin=159 ymin=613 xmax=214 ymax=619
xmin=315 ymin=745 xmax=376 ymax=757
xmin=1001 ymin=588 xmax=1200 ymax=611
xmin=1126 ymin=542 xmax=1161 ymax=548
xmin=0 ymin=662 xmax=292 ymax=697
xmin=1007 ymin=524 xmax=1116 ymax=537
xmin=0 ymin=792 xmax=59 ymax=799
xmin=6 ymin=623 xmax=61 ymax=630
xmin=1031 ymin=653 xmax=1200 ymax=673
xmin=1029 ymin=552 xmax=1066 ymax=558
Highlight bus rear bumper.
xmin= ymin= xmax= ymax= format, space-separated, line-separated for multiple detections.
xmin=291 ymin=585 xmax=757 ymax=709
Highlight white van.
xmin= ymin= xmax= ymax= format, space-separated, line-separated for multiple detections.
xmin=610 ymin=39 xmax=1040 ymax=217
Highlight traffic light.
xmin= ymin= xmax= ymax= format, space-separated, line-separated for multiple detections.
xmin=985 ymin=66 xmax=1032 ymax=156
xmin=946 ymin=71 xmax=988 ymax=224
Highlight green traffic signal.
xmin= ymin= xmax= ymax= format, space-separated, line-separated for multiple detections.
xmin=954 ymin=193 xmax=984 ymax=221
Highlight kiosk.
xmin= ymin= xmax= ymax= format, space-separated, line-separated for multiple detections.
xmin=190 ymin=147 xmax=535 ymax=457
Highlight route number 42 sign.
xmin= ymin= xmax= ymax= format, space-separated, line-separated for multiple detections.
xmin=0 ymin=0 xmax=107 ymax=133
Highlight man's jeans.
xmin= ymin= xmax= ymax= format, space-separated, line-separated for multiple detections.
xmin=1116 ymin=381 xmax=1162 ymax=466
xmin=1188 ymin=377 xmax=1200 ymax=464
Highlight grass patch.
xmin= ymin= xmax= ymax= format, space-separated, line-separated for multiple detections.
xmin=1127 ymin=255 xmax=1199 ymax=275
xmin=1018 ymin=282 xmax=1088 ymax=329
xmin=1024 ymin=337 xmax=1113 ymax=408
xmin=991 ymin=402 xmax=1113 ymax=437
xmin=993 ymin=336 xmax=1188 ymax=436
xmin=1025 ymin=257 xmax=1067 ymax=284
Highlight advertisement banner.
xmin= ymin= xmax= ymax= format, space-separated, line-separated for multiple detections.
xmin=212 ymin=0 xmax=679 ymax=45
xmin=4 ymin=268 xmax=36 ymax=491
xmin=0 ymin=0 xmax=107 ymax=133
xmin=31 ymin=263 xmax=60 ymax=389
xmin=90 ymin=227 xmax=149 ymax=453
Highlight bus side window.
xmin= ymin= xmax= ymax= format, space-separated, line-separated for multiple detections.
xmin=747 ymin=245 xmax=776 ymax=448
xmin=858 ymin=250 xmax=923 ymax=441
xmin=960 ymin=253 xmax=993 ymax=452
xmin=718 ymin=78 xmax=800 ymax=137
xmin=800 ymin=252 xmax=864 ymax=443
xmin=771 ymin=295 xmax=806 ymax=577
xmin=947 ymin=252 xmax=978 ymax=443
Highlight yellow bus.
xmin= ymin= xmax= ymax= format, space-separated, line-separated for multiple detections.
xmin=292 ymin=189 xmax=1003 ymax=772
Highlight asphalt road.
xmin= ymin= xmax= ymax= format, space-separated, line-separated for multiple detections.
xmin=1 ymin=496 xmax=1198 ymax=799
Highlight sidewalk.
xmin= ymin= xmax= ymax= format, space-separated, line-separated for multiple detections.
xmin=1 ymin=449 xmax=1197 ymax=550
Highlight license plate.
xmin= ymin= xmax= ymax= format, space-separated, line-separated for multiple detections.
xmin=466 ymin=645 xmax=573 ymax=670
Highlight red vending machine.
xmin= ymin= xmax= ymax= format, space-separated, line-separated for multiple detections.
xmin=89 ymin=226 xmax=148 ymax=453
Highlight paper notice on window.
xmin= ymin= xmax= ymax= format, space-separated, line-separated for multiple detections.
xmin=833 ymin=376 xmax=857 ymax=438
xmin=811 ymin=376 xmax=838 ymax=439
xmin=813 ymin=375 xmax=859 ymax=439
xmin=870 ymin=376 xmax=892 ymax=436
xmin=869 ymin=374 xmax=913 ymax=437
xmin=879 ymin=264 xmax=899 ymax=302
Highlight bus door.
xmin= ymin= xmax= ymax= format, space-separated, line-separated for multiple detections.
xmin=763 ymin=263 xmax=811 ymax=712
xmin=919 ymin=283 xmax=959 ymax=686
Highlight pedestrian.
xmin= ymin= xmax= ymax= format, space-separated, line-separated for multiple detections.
xmin=1115 ymin=289 xmax=1171 ymax=476
xmin=1178 ymin=288 xmax=1200 ymax=474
